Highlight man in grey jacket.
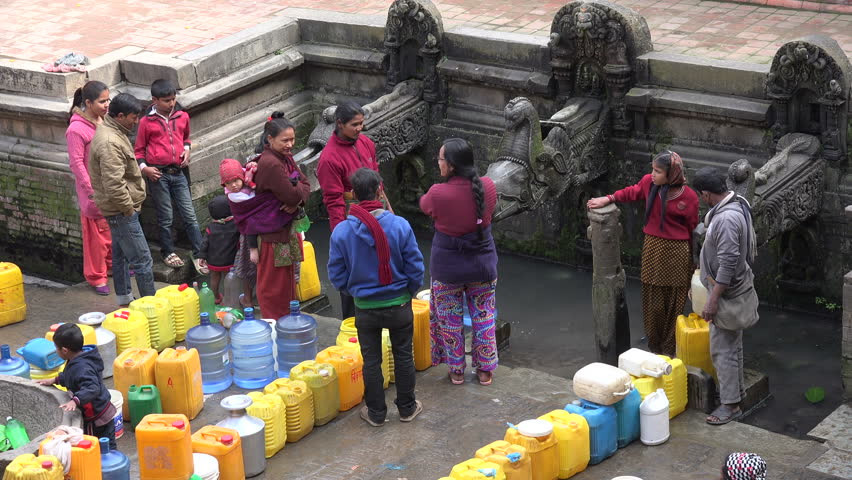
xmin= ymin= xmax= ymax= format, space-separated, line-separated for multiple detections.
xmin=694 ymin=167 xmax=759 ymax=426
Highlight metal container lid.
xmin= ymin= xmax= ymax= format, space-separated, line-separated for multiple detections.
xmin=220 ymin=394 xmax=253 ymax=411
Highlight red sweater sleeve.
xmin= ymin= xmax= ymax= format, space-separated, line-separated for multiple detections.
xmin=317 ymin=153 xmax=346 ymax=230
xmin=134 ymin=117 xmax=149 ymax=161
xmin=613 ymin=174 xmax=652 ymax=203
xmin=255 ymin=153 xmax=309 ymax=207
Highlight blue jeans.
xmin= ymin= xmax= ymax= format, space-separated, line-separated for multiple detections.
xmin=106 ymin=212 xmax=155 ymax=305
xmin=147 ymin=170 xmax=203 ymax=257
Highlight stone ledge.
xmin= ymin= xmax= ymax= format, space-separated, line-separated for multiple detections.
xmin=280 ymin=7 xmax=386 ymax=50
xmin=297 ymin=43 xmax=385 ymax=71
xmin=626 ymin=87 xmax=771 ymax=123
xmin=445 ymin=27 xmax=550 ymax=72
xmin=0 ymin=59 xmax=86 ymax=99
xmin=439 ymin=58 xmax=552 ymax=96
xmin=87 ymin=46 xmax=145 ymax=87
xmin=0 ymin=135 xmax=69 ymax=171
xmin=636 ymin=52 xmax=770 ymax=99
xmin=120 ymin=52 xmax=197 ymax=90
xmin=0 ymin=92 xmax=69 ymax=119
xmin=179 ymin=16 xmax=300 ymax=86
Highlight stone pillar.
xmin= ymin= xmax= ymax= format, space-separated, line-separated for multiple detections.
xmin=843 ymin=205 xmax=852 ymax=400
xmin=587 ymin=203 xmax=631 ymax=365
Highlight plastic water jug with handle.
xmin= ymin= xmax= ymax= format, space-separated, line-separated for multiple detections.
xmin=564 ymin=400 xmax=617 ymax=465
xmin=135 ymin=414 xmax=194 ymax=480
xmin=690 ymin=269 xmax=708 ymax=314
xmin=503 ymin=419 xmax=559 ymax=480
xmin=246 ymin=392 xmax=286 ymax=458
xmin=263 ymin=378 xmax=313 ymax=443
xmin=613 ymin=388 xmax=641 ymax=448
xmin=617 ymin=348 xmax=672 ymax=378
xmin=474 ymin=440 xmax=531 ymax=480
xmin=113 ymin=348 xmax=158 ymax=422
xmin=0 ymin=262 xmax=26 ymax=327
xmin=639 ymin=389 xmax=670 ymax=446
xmin=675 ymin=313 xmax=715 ymax=378
xmin=155 ymin=347 xmax=204 ymax=420
xmin=128 ymin=296 xmax=176 ymax=352
xmin=572 ymin=362 xmax=632 ymax=406
xmin=538 ymin=409 xmax=590 ymax=478
xmin=155 ymin=283 xmax=200 ymax=341
xmin=191 ymin=426 xmax=245 ymax=480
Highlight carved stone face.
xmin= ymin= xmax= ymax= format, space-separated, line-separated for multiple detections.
xmin=575 ymin=7 xmax=593 ymax=31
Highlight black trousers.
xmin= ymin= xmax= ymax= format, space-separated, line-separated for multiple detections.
xmin=86 ymin=417 xmax=116 ymax=450
xmin=355 ymin=301 xmax=417 ymax=422
xmin=340 ymin=291 xmax=356 ymax=319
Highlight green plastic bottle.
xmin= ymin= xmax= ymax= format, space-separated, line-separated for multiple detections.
xmin=0 ymin=424 xmax=10 ymax=452
xmin=199 ymin=282 xmax=217 ymax=323
xmin=5 ymin=416 xmax=29 ymax=449
xmin=190 ymin=475 xmax=202 ymax=480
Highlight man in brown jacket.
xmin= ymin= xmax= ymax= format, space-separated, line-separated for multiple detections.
xmin=88 ymin=93 xmax=155 ymax=305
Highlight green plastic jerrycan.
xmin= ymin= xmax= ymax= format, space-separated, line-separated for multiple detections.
xmin=128 ymin=384 xmax=163 ymax=431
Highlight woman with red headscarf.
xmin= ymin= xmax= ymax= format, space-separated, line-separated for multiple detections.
xmin=588 ymin=151 xmax=699 ymax=356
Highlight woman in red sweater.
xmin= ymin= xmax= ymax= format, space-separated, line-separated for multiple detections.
xmin=587 ymin=151 xmax=699 ymax=356
xmin=253 ymin=113 xmax=312 ymax=319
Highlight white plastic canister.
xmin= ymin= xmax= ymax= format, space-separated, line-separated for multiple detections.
xmin=108 ymin=389 xmax=124 ymax=439
xmin=639 ymin=388 xmax=670 ymax=445
xmin=691 ymin=269 xmax=708 ymax=315
xmin=618 ymin=348 xmax=673 ymax=378
xmin=192 ymin=453 xmax=220 ymax=480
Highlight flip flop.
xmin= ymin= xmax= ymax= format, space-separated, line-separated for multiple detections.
xmin=449 ymin=372 xmax=464 ymax=385
xmin=164 ymin=253 xmax=185 ymax=268
xmin=476 ymin=370 xmax=493 ymax=386
xmin=706 ymin=404 xmax=742 ymax=425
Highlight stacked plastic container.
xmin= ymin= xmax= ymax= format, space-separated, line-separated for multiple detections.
xmin=185 ymin=312 xmax=232 ymax=393
xmin=230 ymin=308 xmax=276 ymax=389
xmin=657 ymin=355 xmax=688 ymax=418
xmin=264 ymin=378 xmax=314 ymax=443
xmin=103 ymin=309 xmax=151 ymax=355
xmin=155 ymin=283 xmax=200 ymax=342
xmin=129 ymin=296 xmax=176 ymax=352
xmin=246 ymin=391 xmax=287 ymax=457
xmin=289 ymin=360 xmax=339 ymax=426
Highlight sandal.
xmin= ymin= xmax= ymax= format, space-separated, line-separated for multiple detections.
xmin=706 ymin=404 xmax=742 ymax=425
xmin=164 ymin=253 xmax=184 ymax=268
xmin=449 ymin=372 xmax=464 ymax=385
xmin=476 ymin=370 xmax=493 ymax=386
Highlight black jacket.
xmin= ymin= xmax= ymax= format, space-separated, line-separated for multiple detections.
xmin=199 ymin=219 xmax=240 ymax=267
xmin=56 ymin=347 xmax=114 ymax=425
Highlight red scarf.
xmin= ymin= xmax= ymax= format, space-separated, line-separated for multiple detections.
xmin=349 ymin=200 xmax=392 ymax=285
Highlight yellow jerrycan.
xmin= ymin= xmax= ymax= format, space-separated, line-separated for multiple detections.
xmin=129 ymin=296 xmax=176 ymax=352
xmin=113 ymin=347 xmax=158 ymax=421
xmin=336 ymin=317 xmax=390 ymax=389
xmin=155 ymin=283 xmax=199 ymax=342
xmin=316 ymin=346 xmax=364 ymax=411
xmin=658 ymin=355 xmax=687 ymax=419
xmin=155 ymin=347 xmax=203 ymax=420
xmin=411 ymin=299 xmax=432 ymax=371
xmin=450 ymin=458 xmax=507 ymax=480
xmin=135 ymin=414 xmax=193 ymax=480
xmin=382 ymin=328 xmax=394 ymax=383
xmin=289 ymin=360 xmax=339 ymax=426
xmin=246 ymin=391 xmax=287 ymax=457
xmin=538 ymin=410 xmax=590 ymax=479
xmin=675 ymin=313 xmax=715 ymax=378
xmin=631 ymin=374 xmax=664 ymax=401
xmin=504 ymin=419 xmax=559 ymax=480
xmin=2 ymin=454 xmax=63 ymax=480
xmin=475 ymin=440 xmax=532 ymax=480
xmin=296 ymin=240 xmax=321 ymax=301
xmin=45 ymin=323 xmax=97 ymax=346
xmin=103 ymin=309 xmax=151 ymax=354
xmin=0 ymin=262 xmax=26 ymax=327
xmin=191 ymin=426 xmax=245 ymax=480
xmin=264 ymin=378 xmax=314 ymax=442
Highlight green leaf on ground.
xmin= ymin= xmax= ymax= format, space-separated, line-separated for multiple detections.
xmin=805 ymin=387 xmax=825 ymax=404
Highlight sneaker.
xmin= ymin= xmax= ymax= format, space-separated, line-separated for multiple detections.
xmin=359 ymin=406 xmax=385 ymax=427
xmin=399 ymin=400 xmax=423 ymax=422
xmin=94 ymin=285 xmax=110 ymax=296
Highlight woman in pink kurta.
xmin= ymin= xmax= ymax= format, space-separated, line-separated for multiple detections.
xmin=66 ymin=81 xmax=113 ymax=295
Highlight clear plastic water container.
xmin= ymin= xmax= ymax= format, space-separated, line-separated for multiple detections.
xmin=0 ymin=344 xmax=30 ymax=379
xmin=186 ymin=312 xmax=232 ymax=393
xmin=230 ymin=307 xmax=276 ymax=389
xmin=275 ymin=301 xmax=317 ymax=378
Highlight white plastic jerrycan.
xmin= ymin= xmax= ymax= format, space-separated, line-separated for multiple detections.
xmin=691 ymin=269 xmax=708 ymax=315
xmin=639 ymin=388 xmax=670 ymax=445
xmin=618 ymin=348 xmax=673 ymax=378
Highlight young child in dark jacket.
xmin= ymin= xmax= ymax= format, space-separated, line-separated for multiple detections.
xmin=198 ymin=195 xmax=240 ymax=304
xmin=36 ymin=323 xmax=117 ymax=449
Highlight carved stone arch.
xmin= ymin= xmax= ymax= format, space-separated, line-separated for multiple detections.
xmin=548 ymin=0 xmax=652 ymax=137
xmin=765 ymin=35 xmax=851 ymax=163
xmin=384 ymin=0 xmax=444 ymax=108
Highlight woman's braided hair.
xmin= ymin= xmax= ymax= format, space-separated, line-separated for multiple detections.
xmin=443 ymin=138 xmax=484 ymax=239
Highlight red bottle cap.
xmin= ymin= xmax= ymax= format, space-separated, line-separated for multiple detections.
xmin=178 ymin=283 xmax=189 ymax=291
xmin=50 ymin=324 xmax=60 ymax=331
xmin=348 ymin=337 xmax=357 ymax=343
xmin=172 ymin=420 xmax=185 ymax=429
xmin=41 ymin=461 xmax=53 ymax=469
xmin=77 ymin=440 xmax=92 ymax=449
xmin=221 ymin=434 xmax=234 ymax=445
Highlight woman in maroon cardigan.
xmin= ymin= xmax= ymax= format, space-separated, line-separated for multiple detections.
xmin=587 ymin=151 xmax=699 ymax=356
xmin=253 ymin=113 xmax=311 ymax=319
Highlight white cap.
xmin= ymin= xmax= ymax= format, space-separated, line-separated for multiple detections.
xmin=516 ymin=419 xmax=553 ymax=438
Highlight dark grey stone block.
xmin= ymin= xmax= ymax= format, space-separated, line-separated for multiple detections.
xmin=638 ymin=52 xmax=769 ymax=99
xmin=120 ymin=52 xmax=197 ymax=90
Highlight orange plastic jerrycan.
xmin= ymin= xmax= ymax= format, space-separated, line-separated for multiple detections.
xmin=2 ymin=454 xmax=63 ymax=480
xmin=450 ymin=458 xmax=507 ymax=480
xmin=538 ymin=410 xmax=590 ymax=479
xmin=136 ymin=414 xmax=193 ymax=480
xmin=505 ymin=419 xmax=559 ymax=480
xmin=103 ymin=309 xmax=151 ymax=354
xmin=263 ymin=378 xmax=314 ymax=443
xmin=675 ymin=313 xmax=715 ymax=378
xmin=474 ymin=440 xmax=531 ymax=480
xmin=289 ymin=360 xmax=339 ymax=426
xmin=658 ymin=355 xmax=687 ymax=419
xmin=336 ymin=318 xmax=390 ymax=389
xmin=411 ymin=299 xmax=431 ymax=371
xmin=155 ymin=283 xmax=200 ymax=342
xmin=113 ymin=347 xmax=158 ymax=421
xmin=38 ymin=435 xmax=101 ymax=480
xmin=129 ymin=296 xmax=176 ymax=352
xmin=155 ymin=347 xmax=203 ymax=420
xmin=0 ymin=262 xmax=27 ymax=327
xmin=191 ymin=426 xmax=245 ymax=480
xmin=246 ymin=391 xmax=287 ymax=457
xmin=316 ymin=346 xmax=364 ymax=411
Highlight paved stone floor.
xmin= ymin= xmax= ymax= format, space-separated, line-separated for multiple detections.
xmin=0 ymin=0 xmax=850 ymax=65
xmin=1 ymin=279 xmax=843 ymax=479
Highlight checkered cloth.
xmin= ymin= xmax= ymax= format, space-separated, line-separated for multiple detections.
xmin=724 ymin=452 xmax=767 ymax=480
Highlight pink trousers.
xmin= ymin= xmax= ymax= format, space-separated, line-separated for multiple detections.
xmin=81 ymin=215 xmax=112 ymax=287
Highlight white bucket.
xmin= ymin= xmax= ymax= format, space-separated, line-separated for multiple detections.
xmin=639 ymin=388 xmax=670 ymax=446
xmin=109 ymin=389 xmax=124 ymax=439
xmin=193 ymin=453 xmax=220 ymax=480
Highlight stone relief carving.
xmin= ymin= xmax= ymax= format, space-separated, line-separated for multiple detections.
xmin=765 ymin=38 xmax=849 ymax=162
